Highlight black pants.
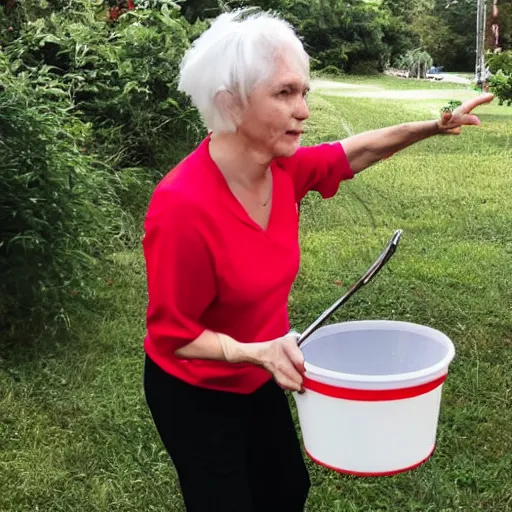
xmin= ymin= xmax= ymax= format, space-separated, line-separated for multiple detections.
xmin=143 ymin=355 xmax=311 ymax=512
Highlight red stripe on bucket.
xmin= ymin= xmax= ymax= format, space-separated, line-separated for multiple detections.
xmin=305 ymin=445 xmax=436 ymax=477
xmin=302 ymin=374 xmax=447 ymax=401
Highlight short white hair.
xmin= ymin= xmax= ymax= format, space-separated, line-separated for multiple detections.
xmin=177 ymin=9 xmax=309 ymax=133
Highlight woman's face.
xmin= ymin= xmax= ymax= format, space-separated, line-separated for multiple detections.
xmin=236 ymin=55 xmax=310 ymax=159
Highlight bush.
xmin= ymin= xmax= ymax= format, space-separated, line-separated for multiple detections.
xmin=315 ymin=65 xmax=344 ymax=78
xmin=350 ymin=60 xmax=382 ymax=76
xmin=0 ymin=57 xmax=133 ymax=334
xmin=86 ymin=4 xmax=206 ymax=176
xmin=486 ymin=50 xmax=512 ymax=75
xmin=0 ymin=0 xmax=211 ymax=336
xmin=486 ymin=51 xmax=512 ymax=106
xmin=5 ymin=0 xmax=206 ymax=190
xmin=488 ymin=71 xmax=512 ymax=106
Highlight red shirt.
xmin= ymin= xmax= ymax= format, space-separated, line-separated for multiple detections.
xmin=142 ymin=135 xmax=354 ymax=394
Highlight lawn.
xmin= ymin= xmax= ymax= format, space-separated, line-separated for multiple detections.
xmin=311 ymin=72 xmax=473 ymax=91
xmin=1 ymin=76 xmax=512 ymax=512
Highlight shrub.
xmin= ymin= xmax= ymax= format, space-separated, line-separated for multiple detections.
xmin=0 ymin=1 xmax=211 ymax=336
xmin=487 ymin=51 xmax=512 ymax=106
xmin=0 ymin=55 xmax=131 ymax=335
xmin=488 ymin=70 xmax=512 ymax=106
xmin=350 ymin=60 xmax=382 ymax=76
xmin=315 ymin=65 xmax=344 ymax=78
xmin=487 ymin=50 xmax=512 ymax=75
xmin=0 ymin=0 xmax=211 ymax=337
xmin=5 ymin=0 xmax=206 ymax=187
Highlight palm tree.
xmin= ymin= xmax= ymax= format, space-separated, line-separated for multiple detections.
xmin=395 ymin=48 xmax=433 ymax=79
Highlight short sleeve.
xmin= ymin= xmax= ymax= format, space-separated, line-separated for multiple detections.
xmin=142 ymin=188 xmax=216 ymax=353
xmin=276 ymin=142 xmax=354 ymax=202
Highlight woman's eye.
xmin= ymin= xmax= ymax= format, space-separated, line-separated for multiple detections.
xmin=279 ymin=89 xmax=290 ymax=96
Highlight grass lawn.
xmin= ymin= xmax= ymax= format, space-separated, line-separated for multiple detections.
xmin=444 ymin=72 xmax=476 ymax=80
xmin=2 ymin=76 xmax=512 ymax=511
xmin=311 ymin=72 xmax=473 ymax=91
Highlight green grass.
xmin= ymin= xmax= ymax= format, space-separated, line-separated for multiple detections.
xmin=444 ymin=72 xmax=475 ymax=80
xmin=312 ymin=73 xmax=473 ymax=91
xmin=2 ymin=80 xmax=512 ymax=511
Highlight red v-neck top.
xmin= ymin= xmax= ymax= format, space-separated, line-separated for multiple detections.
xmin=142 ymin=135 xmax=354 ymax=394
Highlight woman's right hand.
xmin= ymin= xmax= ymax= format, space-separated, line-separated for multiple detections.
xmin=255 ymin=334 xmax=305 ymax=392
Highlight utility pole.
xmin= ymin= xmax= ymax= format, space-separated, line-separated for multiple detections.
xmin=475 ymin=0 xmax=487 ymax=88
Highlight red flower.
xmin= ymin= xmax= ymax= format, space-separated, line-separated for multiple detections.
xmin=108 ymin=1 xmax=135 ymax=21
xmin=108 ymin=6 xmax=121 ymax=21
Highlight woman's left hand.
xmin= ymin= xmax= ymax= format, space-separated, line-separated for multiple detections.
xmin=437 ymin=93 xmax=494 ymax=135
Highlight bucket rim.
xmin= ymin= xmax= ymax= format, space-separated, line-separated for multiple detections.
xmin=301 ymin=319 xmax=456 ymax=385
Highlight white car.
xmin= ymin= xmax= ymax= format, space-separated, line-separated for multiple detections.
xmin=426 ymin=67 xmax=444 ymax=80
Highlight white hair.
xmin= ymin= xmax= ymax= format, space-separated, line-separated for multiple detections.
xmin=177 ymin=9 xmax=309 ymax=133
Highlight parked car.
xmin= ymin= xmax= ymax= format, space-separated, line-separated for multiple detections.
xmin=426 ymin=66 xmax=444 ymax=80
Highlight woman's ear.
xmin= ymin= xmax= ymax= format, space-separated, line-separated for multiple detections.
xmin=215 ymin=90 xmax=243 ymax=130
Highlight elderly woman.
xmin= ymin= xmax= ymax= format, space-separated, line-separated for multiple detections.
xmin=142 ymin=9 xmax=492 ymax=512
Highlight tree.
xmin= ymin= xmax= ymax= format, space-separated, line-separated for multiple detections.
xmin=497 ymin=0 xmax=512 ymax=50
xmin=395 ymin=48 xmax=433 ymax=78
xmin=381 ymin=0 xmax=434 ymax=24
xmin=432 ymin=0 xmax=478 ymax=70
xmin=383 ymin=0 xmax=480 ymax=71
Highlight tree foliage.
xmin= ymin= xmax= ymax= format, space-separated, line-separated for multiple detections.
xmin=487 ymin=50 xmax=512 ymax=105
xmin=0 ymin=0 xmax=204 ymax=335
xmin=0 ymin=55 xmax=129 ymax=332
xmin=395 ymin=48 xmax=433 ymax=78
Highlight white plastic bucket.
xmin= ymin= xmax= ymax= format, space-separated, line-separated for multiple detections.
xmin=293 ymin=320 xmax=455 ymax=476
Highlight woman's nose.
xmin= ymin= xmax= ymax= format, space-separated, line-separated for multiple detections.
xmin=294 ymin=96 xmax=310 ymax=121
